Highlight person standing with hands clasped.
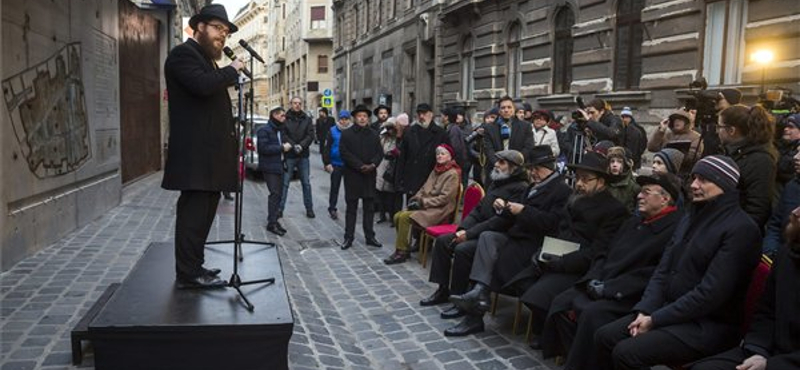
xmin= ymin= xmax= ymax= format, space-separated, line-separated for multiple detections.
xmin=258 ymin=107 xmax=292 ymax=236
xmin=339 ymin=105 xmax=384 ymax=250
xmin=162 ymin=4 xmax=246 ymax=289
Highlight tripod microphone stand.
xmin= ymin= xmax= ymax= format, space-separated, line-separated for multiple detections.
xmin=207 ymin=53 xmax=274 ymax=311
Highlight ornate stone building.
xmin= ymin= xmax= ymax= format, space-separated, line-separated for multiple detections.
xmin=231 ymin=0 xmax=271 ymax=116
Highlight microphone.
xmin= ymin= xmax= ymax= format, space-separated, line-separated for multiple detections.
xmin=222 ymin=46 xmax=252 ymax=79
xmin=238 ymin=40 xmax=265 ymax=64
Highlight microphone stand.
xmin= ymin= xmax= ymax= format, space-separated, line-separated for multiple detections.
xmin=207 ymin=53 xmax=274 ymax=312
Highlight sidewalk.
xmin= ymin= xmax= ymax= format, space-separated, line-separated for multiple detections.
xmin=1 ymin=150 xmax=559 ymax=370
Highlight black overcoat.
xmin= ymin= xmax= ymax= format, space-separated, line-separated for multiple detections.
xmin=457 ymin=168 xmax=529 ymax=240
xmin=634 ymin=191 xmax=761 ymax=354
xmin=396 ymin=123 xmax=448 ymax=194
xmin=340 ymin=124 xmax=383 ymax=200
xmin=161 ymin=39 xmax=239 ymax=192
xmin=482 ymin=117 xmax=534 ymax=167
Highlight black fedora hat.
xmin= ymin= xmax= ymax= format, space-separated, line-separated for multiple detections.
xmin=526 ymin=145 xmax=556 ymax=167
xmin=351 ymin=104 xmax=372 ymax=117
xmin=189 ymin=4 xmax=238 ymax=34
xmin=373 ymin=104 xmax=391 ymax=116
xmin=567 ymin=151 xmax=609 ymax=178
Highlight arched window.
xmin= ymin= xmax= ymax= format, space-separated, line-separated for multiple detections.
xmin=614 ymin=0 xmax=645 ymax=90
xmin=461 ymin=35 xmax=474 ymax=101
xmin=553 ymin=6 xmax=574 ymax=94
xmin=506 ymin=23 xmax=522 ymax=98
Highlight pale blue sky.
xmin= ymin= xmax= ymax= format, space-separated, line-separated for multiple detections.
xmin=213 ymin=0 xmax=251 ymax=19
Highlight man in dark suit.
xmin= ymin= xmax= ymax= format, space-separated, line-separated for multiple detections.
xmin=595 ymin=155 xmax=762 ymax=370
xmin=481 ymin=96 xmax=534 ymax=186
xmin=162 ymin=4 xmax=246 ymax=289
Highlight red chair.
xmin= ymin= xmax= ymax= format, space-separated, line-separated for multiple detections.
xmin=742 ymin=254 xmax=772 ymax=334
xmin=418 ymin=183 xmax=485 ymax=268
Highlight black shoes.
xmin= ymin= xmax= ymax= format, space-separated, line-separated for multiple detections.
xmin=529 ymin=337 xmax=543 ymax=350
xmin=450 ymin=283 xmax=491 ymax=314
xmin=204 ymin=267 xmax=221 ymax=277
xmin=440 ymin=304 xmax=466 ymax=319
xmin=341 ymin=238 xmax=354 ymax=250
xmin=383 ymin=250 xmax=409 ymax=265
xmin=443 ymin=314 xmax=485 ymax=337
xmin=365 ymin=237 xmax=383 ymax=248
xmin=329 ymin=209 xmax=338 ymax=220
xmin=420 ymin=287 xmax=450 ymax=306
xmin=176 ymin=275 xmax=228 ymax=290
xmin=267 ymin=223 xmax=286 ymax=236
xmin=306 ymin=210 xmax=316 ymax=218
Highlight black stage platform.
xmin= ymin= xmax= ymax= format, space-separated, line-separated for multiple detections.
xmin=88 ymin=242 xmax=293 ymax=370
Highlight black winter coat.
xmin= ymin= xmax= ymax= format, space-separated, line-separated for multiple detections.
xmin=396 ymin=123 xmax=449 ymax=194
xmin=283 ymin=110 xmax=314 ymax=158
xmin=458 ymin=169 xmax=529 ymax=240
xmin=162 ymin=39 xmax=238 ymax=192
xmin=315 ymin=116 xmax=335 ymax=144
xmin=586 ymin=111 xmax=623 ymax=145
xmin=340 ymin=124 xmax=383 ymax=200
xmin=619 ymin=118 xmax=648 ymax=169
xmin=482 ymin=117 xmax=534 ymax=167
xmin=742 ymin=245 xmax=800 ymax=367
xmin=726 ymin=141 xmax=778 ymax=229
xmin=634 ymin=191 xmax=761 ymax=354
xmin=256 ymin=120 xmax=284 ymax=175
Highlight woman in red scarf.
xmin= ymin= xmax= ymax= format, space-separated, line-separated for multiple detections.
xmin=385 ymin=144 xmax=461 ymax=264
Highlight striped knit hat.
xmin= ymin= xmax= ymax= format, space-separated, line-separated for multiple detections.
xmin=691 ymin=155 xmax=740 ymax=192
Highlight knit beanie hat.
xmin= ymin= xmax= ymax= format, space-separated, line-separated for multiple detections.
xmin=620 ymin=107 xmax=633 ymax=118
xmin=396 ymin=113 xmax=410 ymax=127
xmin=691 ymin=155 xmax=740 ymax=193
xmin=654 ymin=148 xmax=685 ymax=174
xmin=437 ymin=143 xmax=456 ymax=159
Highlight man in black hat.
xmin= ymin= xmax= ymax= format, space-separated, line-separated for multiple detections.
xmin=339 ymin=105 xmax=384 ymax=250
xmin=162 ymin=3 xmax=246 ymax=289
xmin=419 ymin=149 xmax=529 ymax=318
xmin=445 ymin=146 xmax=571 ymax=336
xmin=371 ymin=104 xmax=391 ymax=132
xmin=509 ymin=151 xmax=629 ymax=342
xmin=595 ymin=155 xmax=761 ymax=370
xmin=396 ymin=103 xmax=449 ymax=198
xmin=536 ymin=172 xmax=682 ymax=369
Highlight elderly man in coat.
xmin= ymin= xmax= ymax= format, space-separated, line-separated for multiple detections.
xmin=444 ymin=146 xmax=572 ymax=336
xmin=420 ymin=150 xmax=529 ymax=319
xmin=162 ymin=4 xmax=246 ymax=289
xmin=339 ymin=105 xmax=384 ymax=250
xmin=690 ymin=205 xmax=800 ymax=370
xmin=595 ymin=155 xmax=762 ymax=370
xmin=395 ymin=104 xmax=449 ymax=198
xmin=536 ymin=172 xmax=683 ymax=369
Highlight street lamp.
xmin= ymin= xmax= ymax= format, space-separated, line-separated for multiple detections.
xmin=751 ymin=49 xmax=774 ymax=94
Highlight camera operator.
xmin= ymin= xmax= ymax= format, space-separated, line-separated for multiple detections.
xmin=718 ymin=105 xmax=778 ymax=229
xmin=701 ymin=88 xmax=743 ymax=157
xmin=577 ymin=98 xmax=623 ymax=145
xmin=647 ymin=109 xmax=703 ymax=175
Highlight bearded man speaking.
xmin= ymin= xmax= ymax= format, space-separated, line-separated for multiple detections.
xmin=162 ymin=4 xmax=246 ymax=289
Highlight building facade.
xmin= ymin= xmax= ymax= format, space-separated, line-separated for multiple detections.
xmin=334 ymin=0 xmax=800 ymax=126
xmin=231 ymin=0 xmax=271 ymax=117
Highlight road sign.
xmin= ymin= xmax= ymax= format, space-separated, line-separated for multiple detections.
xmin=323 ymin=89 xmax=333 ymax=97
xmin=322 ymin=96 xmax=334 ymax=108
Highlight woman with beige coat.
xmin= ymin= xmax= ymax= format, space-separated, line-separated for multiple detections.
xmin=384 ymin=144 xmax=461 ymax=265
xmin=647 ymin=109 xmax=703 ymax=173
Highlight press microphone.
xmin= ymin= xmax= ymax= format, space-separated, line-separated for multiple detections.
xmin=222 ymin=47 xmax=252 ymax=79
xmin=238 ymin=39 xmax=265 ymax=64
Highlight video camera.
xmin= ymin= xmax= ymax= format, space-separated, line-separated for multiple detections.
xmin=571 ymin=96 xmax=588 ymax=129
xmin=684 ymin=78 xmax=719 ymax=129
xmin=760 ymin=88 xmax=800 ymax=114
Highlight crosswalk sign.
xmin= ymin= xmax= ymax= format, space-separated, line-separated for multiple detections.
xmin=322 ymin=96 xmax=333 ymax=108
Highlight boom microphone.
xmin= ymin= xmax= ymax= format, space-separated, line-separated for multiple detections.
xmin=222 ymin=46 xmax=252 ymax=79
xmin=238 ymin=40 xmax=265 ymax=64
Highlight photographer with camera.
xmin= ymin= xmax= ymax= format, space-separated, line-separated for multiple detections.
xmin=577 ymin=98 xmax=623 ymax=145
xmin=717 ymin=105 xmax=778 ymax=229
xmin=647 ymin=109 xmax=704 ymax=175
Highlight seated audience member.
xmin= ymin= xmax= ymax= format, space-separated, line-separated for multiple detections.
xmin=595 ymin=155 xmax=762 ymax=370
xmin=718 ymin=105 xmax=778 ymax=229
xmin=651 ymin=148 xmax=685 ymax=176
xmin=647 ymin=109 xmax=703 ymax=173
xmin=690 ymin=205 xmax=800 ymax=370
xmin=420 ymin=150 xmax=529 ymax=319
xmin=384 ymin=144 xmax=461 ymax=265
xmin=762 ymin=145 xmax=800 ymax=258
xmin=444 ymin=146 xmax=571 ymax=336
xmin=514 ymin=151 xmax=629 ymax=344
xmin=538 ymin=172 xmax=683 ymax=369
xmin=605 ymin=146 xmax=640 ymax=212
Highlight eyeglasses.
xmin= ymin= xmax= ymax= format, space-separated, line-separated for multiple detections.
xmin=575 ymin=176 xmax=598 ymax=183
xmin=206 ymin=23 xmax=231 ymax=38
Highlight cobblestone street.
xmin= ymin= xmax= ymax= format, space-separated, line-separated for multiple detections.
xmin=1 ymin=148 xmax=559 ymax=370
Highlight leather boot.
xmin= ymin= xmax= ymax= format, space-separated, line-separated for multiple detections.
xmin=449 ymin=283 xmax=491 ymax=314
xmin=440 ymin=304 xmax=466 ymax=319
xmin=420 ymin=286 xmax=449 ymax=306
xmin=443 ymin=313 xmax=484 ymax=337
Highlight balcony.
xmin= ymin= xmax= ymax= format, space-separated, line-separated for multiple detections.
xmin=274 ymin=51 xmax=286 ymax=65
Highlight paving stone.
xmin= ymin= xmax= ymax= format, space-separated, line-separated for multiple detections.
xmin=0 ymin=361 xmax=37 ymax=370
xmin=475 ymin=359 xmax=508 ymax=370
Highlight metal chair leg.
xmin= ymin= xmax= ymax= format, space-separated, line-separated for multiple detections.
xmin=490 ymin=292 xmax=499 ymax=316
xmin=525 ymin=309 xmax=534 ymax=343
xmin=512 ymin=300 xmax=522 ymax=335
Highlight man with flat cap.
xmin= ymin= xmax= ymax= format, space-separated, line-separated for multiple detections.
xmin=536 ymin=172 xmax=683 ymax=369
xmin=396 ymin=103 xmax=449 ymax=199
xmin=162 ymin=4 xmax=246 ymax=289
xmin=445 ymin=146 xmax=572 ymax=336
